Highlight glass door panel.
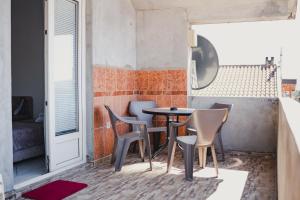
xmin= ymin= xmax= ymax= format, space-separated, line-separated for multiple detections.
xmin=54 ymin=0 xmax=79 ymax=136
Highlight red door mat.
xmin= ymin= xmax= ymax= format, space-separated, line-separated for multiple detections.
xmin=22 ymin=180 xmax=88 ymax=200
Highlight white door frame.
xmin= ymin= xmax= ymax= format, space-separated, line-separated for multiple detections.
xmin=14 ymin=0 xmax=86 ymax=188
xmin=45 ymin=0 xmax=87 ymax=171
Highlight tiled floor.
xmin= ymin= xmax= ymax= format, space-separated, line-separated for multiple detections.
xmin=16 ymin=151 xmax=276 ymax=200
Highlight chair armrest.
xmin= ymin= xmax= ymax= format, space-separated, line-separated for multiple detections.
xmin=170 ymin=116 xmax=192 ymax=128
xmin=118 ymin=116 xmax=147 ymax=126
xmin=121 ymin=116 xmax=137 ymax=121
xmin=147 ymin=126 xmax=167 ymax=133
xmin=186 ymin=127 xmax=197 ymax=135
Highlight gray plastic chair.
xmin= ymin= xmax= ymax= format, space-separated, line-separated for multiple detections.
xmin=105 ymin=105 xmax=152 ymax=171
xmin=129 ymin=101 xmax=167 ymax=153
xmin=210 ymin=103 xmax=233 ymax=161
xmin=167 ymin=109 xmax=227 ymax=181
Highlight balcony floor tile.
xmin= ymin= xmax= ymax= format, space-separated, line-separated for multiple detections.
xmin=16 ymin=152 xmax=276 ymax=200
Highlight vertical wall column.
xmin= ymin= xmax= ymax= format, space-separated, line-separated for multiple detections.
xmin=0 ymin=0 xmax=14 ymax=192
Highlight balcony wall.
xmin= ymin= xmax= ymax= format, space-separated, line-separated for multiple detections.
xmin=87 ymin=0 xmax=137 ymax=161
xmin=136 ymin=8 xmax=189 ymax=69
xmin=188 ymin=96 xmax=278 ymax=152
xmin=91 ymin=2 xmax=189 ymax=160
xmin=93 ymin=68 xmax=187 ymax=160
xmin=278 ymin=98 xmax=300 ymax=200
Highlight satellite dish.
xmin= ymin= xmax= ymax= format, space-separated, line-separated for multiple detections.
xmin=192 ymin=35 xmax=219 ymax=89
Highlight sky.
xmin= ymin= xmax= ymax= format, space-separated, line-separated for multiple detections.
xmin=193 ymin=5 xmax=300 ymax=88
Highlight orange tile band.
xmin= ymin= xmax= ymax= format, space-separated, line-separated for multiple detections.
xmin=94 ymin=90 xmax=187 ymax=97
xmin=93 ymin=66 xmax=187 ymax=160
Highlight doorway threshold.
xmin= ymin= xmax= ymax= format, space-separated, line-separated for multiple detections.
xmin=13 ymin=161 xmax=85 ymax=191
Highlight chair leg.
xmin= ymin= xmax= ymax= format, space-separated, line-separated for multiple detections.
xmin=144 ymin=134 xmax=152 ymax=171
xmin=115 ymin=139 xmax=130 ymax=172
xmin=202 ymin=147 xmax=207 ymax=168
xmin=167 ymin=141 xmax=177 ymax=173
xmin=138 ymin=140 xmax=145 ymax=162
xmin=218 ymin=133 xmax=225 ymax=161
xmin=111 ymin=138 xmax=118 ymax=164
xmin=114 ymin=139 xmax=125 ymax=171
xmin=182 ymin=143 xmax=195 ymax=181
xmin=198 ymin=147 xmax=203 ymax=167
xmin=211 ymin=145 xmax=219 ymax=177
xmin=167 ymin=132 xmax=176 ymax=173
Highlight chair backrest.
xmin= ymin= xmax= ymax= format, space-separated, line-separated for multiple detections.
xmin=190 ymin=109 xmax=227 ymax=146
xmin=210 ymin=103 xmax=233 ymax=123
xmin=104 ymin=105 xmax=120 ymax=138
xmin=129 ymin=101 xmax=156 ymax=127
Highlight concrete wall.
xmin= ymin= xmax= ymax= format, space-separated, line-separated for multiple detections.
xmin=91 ymin=0 xmax=136 ymax=68
xmin=0 ymin=0 xmax=14 ymax=192
xmin=136 ymin=9 xmax=189 ymax=69
xmin=132 ymin=0 xmax=297 ymax=24
xmin=87 ymin=0 xmax=137 ymax=160
xmin=278 ymin=98 xmax=300 ymax=200
xmin=11 ymin=0 xmax=44 ymax=118
xmin=188 ymin=96 xmax=278 ymax=152
xmin=85 ymin=0 xmax=94 ymax=161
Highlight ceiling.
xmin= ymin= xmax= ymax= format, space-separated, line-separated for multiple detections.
xmin=131 ymin=0 xmax=298 ymax=24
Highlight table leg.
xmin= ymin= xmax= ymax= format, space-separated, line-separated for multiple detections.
xmin=167 ymin=115 xmax=170 ymax=138
xmin=152 ymin=115 xmax=170 ymax=158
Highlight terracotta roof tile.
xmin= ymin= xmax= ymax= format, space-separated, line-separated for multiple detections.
xmin=191 ymin=64 xmax=278 ymax=97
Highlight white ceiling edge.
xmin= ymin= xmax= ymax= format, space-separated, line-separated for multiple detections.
xmin=189 ymin=14 xmax=296 ymax=25
xmin=131 ymin=0 xmax=298 ymax=24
